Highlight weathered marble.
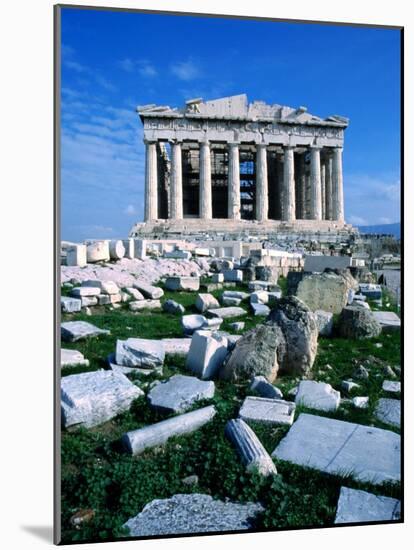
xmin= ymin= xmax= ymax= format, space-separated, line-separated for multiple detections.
xmin=334 ymin=487 xmax=400 ymax=524
xmin=165 ymin=276 xmax=200 ymax=291
xmin=86 ymin=241 xmax=110 ymax=263
xmin=295 ymin=381 xmax=340 ymax=412
xmin=314 ymin=310 xmax=334 ymax=336
xmin=250 ymin=376 xmax=283 ymax=399
xmin=225 ymin=418 xmax=277 ymax=476
xmin=161 ymin=337 xmax=192 ymax=357
xmin=251 ymin=303 xmax=270 ymax=316
xmin=186 ymin=331 xmax=228 ymax=379
xmin=66 ymin=244 xmax=87 ymax=267
xmin=148 ymin=374 xmax=215 ymax=413
xmin=61 ymin=370 xmax=143 ymax=428
xmin=382 ymin=380 xmax=401 ymax=393
xmin=162 ymin=299 xmax=185 ymax=315
xmin=374 ymin=398 xmax=401 ymax=428
xmin=129 ymin=299 xmax=161 ymax=311
xmin=372 ymin=311 xmax=401 ymax=331
xmin=115 ymin=338 xmax=165 ymax=368
xmin=123 ymin=493 xmax=264 ymax=536
xmin=61 ymin=321 xmax=110 ymax=342
xmin=207 ymin=306 xmax=247 ymax=319
xmin=133 ymin=281 xmax=164 ymax=299
xmin=122 ymin=405 xmax=217 ymax=455
xmin=61 ymin=296 xmax=82 ymax=313
xmin=239 ymin=396 xmax=295 ymax=425
xmin=61 ymin=348 xmax=89 ymax=368
xmin=272 ymin=413 xmax=400 ymax=484
xmin=195 ymin=293 xmax=220 ymax=313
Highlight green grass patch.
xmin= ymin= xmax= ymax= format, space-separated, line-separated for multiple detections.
xmin=60 ymin=280 xmax=401 ymax=542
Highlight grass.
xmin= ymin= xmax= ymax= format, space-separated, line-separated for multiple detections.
xmin=60 ymin=280 xmax=401 ymax=543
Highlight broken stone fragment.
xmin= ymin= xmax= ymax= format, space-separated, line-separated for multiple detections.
xmin=123 ymin=493 xmax=264 ymax=536
xmin=162 ymin=299 xmax=185 ymax=315
xmin=147 ymin=374 xmax=215 ymax=413
xmin=129 ymin=299 xmax=161 ymax=311
xmin=132 ymin=281 xmax=164 ymax=299
xmin=334 ymin=487 xmax=400 ymax=524
xmin=250 ymin=376 xmax=283 ymax=399
xmin=295 ymin=380 xmax=340 ymax=412
xmin=124 ymin=287 xmax=145 ymax=301
xmin=61 ymin=348 xmax=89 ymax=368
xmin=61 ymin=296 xmax=82 ymax=313
xmin=165 ymin=276 xmax=200 ymax=291
xmin=61 ymin=370 xmax=143 ymax=429
xmin=86 ymin=240 xmax=110 ymax=263
xmin=61 ymin=321 xmax=110 ymax=342
xmin=186 ymin=331 xmax=228 ymax=380
xmin=115 ymin=338 xmax=165 ymax=368
xmin=207 ymin=306 xmax=247 ymax=319
xmin=225 ymin=418 xmax=277 ymax=476
xmin=239 ymin=396 xmax=295 ymax=425
xmin=195 ymin=293 xmax=220 ymax=313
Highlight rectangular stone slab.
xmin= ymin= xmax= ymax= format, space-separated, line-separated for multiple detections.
xmin=207 ymin=307 xmax=247 ymax=319
xmin=372 ymin=311 xmax=401 ymax=331
xmin=334 ymin=487 xmax=400 ymax=524
xmin=272 ymin=413 xmax=400 ymax=484
xmin=239 ymin=396 xmax=295 ymax=426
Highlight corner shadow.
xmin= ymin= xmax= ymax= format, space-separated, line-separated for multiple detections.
xmin=21 ymin=525 xmax=54 ymax=543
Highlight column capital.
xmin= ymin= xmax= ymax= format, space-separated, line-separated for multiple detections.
xmin=283 ymin=144 xmax=295 ymax=151
xmin=310 ymin=145 xmax=322 ymax=151
xmin=256 ymin=142 xmax=267 ymax=149
xmin=228 ymin=141 xmax=240 ymax=147
xmin=143 ymin=138 xmax=157 ymax=145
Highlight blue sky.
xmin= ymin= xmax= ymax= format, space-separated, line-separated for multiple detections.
xmin=60 ymin=7 xmax=401 ymax=241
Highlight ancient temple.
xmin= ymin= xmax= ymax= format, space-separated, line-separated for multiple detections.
xmin=131 ymin=94 xmax=352 ymax=236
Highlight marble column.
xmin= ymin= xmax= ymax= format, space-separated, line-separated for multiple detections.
xmin=320 ymin=158 xmax=326 ymax=220
xmin=325 ymin=153 xmax=333 ymax=220
xmin=170 ymin=141 xmax=183 ymax=220
xmin=282 ymin=146 xmax=295 ymax=222
xmin=309 ymin=146 xmax=322 ymax=221
xmin=227 ymin=142 xmax=241 ymax=220
xmin=199 ymin=141 xmax=212 ymax=219
xmin=332 ymin=147 xmax=344 ymax=222
xmin=255 ymin=144 xmax=268 ymax=221
xmin=297 ymin=153 xmax=306 ymax=219
xmin=144 ymin=140 xmax=158 ymax=221
xmin=277 ymin=153 xmax=284 ymax=220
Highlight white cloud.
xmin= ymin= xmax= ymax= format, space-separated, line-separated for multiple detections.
xmin=138 ymin=63 xmax=157 ymax=78
xmin=124 ymin=204 xmax=136 ymax=215
xmin=170 ymin=59 xmax=201 ymax=81
xmin=348 ymin=215 xmax=369 ymax=226
xmin=119 ymin=58 xmax=158 ymax=78
xmin=119 ymin=58 xmax=135 ymax=72
xmin=344 ymin=172 xmax=400 ymax=226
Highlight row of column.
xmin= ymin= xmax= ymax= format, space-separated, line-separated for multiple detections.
xmin=144 ymin=140 xmax=344 ymax=223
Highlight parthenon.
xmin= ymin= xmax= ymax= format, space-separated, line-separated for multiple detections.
xmin=131 ymin=94 xmax=351 ymax=236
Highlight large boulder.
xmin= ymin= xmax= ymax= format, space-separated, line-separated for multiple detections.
xmin=220 ymin=296 xmax=318 ymax=382
xmin=296 ymin=269 xmax=358 ymax=314
xmin=338 ymin=306 xmax=382 ymax=339
xmin=220 ymin=324 xmax=284 ymax=383
xmin=267 ymin=296 xmax=319 ymax=376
